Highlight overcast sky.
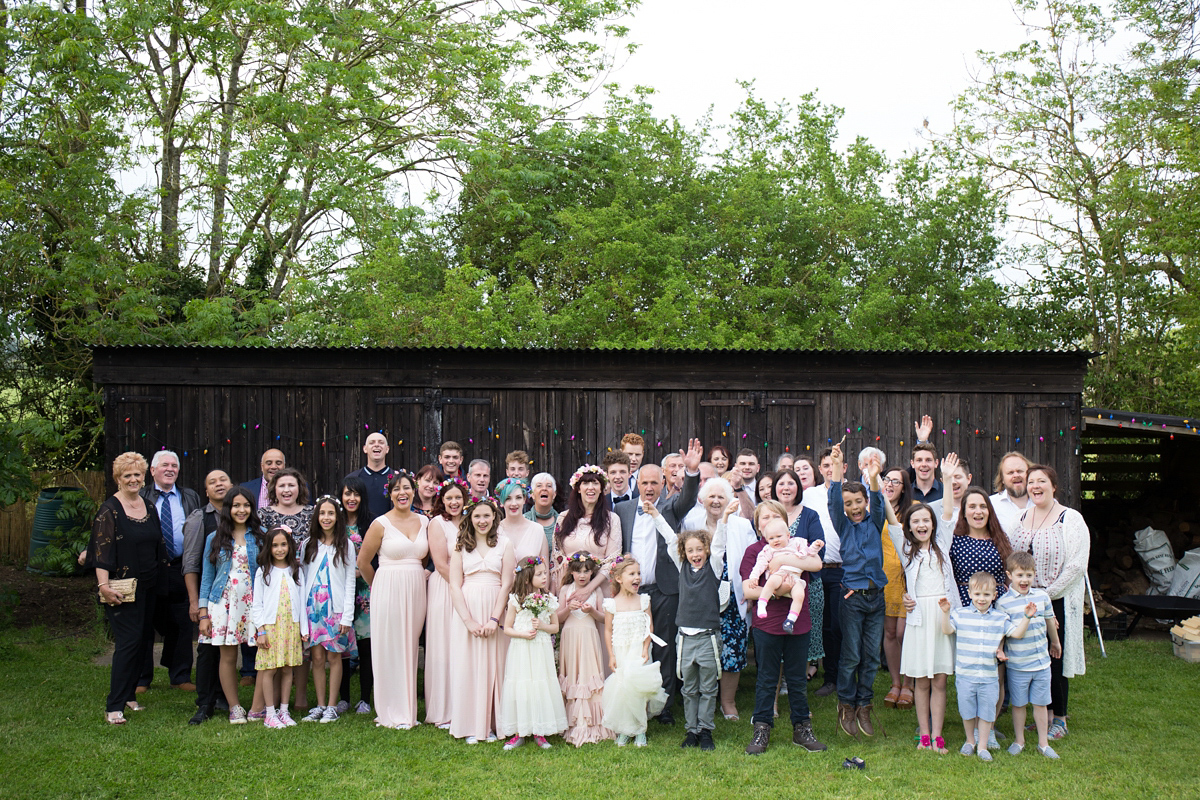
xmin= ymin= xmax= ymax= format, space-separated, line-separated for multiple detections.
xmin=592 ymin=0 xmax=1033 ymax=158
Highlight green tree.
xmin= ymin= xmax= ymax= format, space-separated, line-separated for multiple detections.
xmin=950 ymin=0 xmax=1200 ymax=412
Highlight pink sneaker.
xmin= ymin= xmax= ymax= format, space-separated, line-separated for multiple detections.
xmin=533 ymin=736 xmax=552 ymax=749
xmin=264 ymin=712 xmax=286 ymax=729
xmin=279 ymin=709 xmax=297 ymax=727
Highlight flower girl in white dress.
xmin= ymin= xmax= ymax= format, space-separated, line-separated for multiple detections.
xmin=602 ymin=554 xmax=668 ymax=746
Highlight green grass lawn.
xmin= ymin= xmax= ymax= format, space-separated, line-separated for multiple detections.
xmin=3 ymin=629 xmax=1199 ymax=799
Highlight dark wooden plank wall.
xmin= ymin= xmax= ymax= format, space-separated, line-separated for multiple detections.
xmin=107 ymin=384 xmax=1082 ymax=505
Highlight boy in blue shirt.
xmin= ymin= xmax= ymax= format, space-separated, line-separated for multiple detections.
xmin=827 ymin=444 xmax=886 ymax=737
xmin=941 ymin=572 xmax=1034 ymax=761
xmin=997 ymin=551 xmax=1061 ymax=759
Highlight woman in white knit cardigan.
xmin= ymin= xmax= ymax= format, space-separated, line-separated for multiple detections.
xmin=1011 ymin=464 xmax=1090 ymax=742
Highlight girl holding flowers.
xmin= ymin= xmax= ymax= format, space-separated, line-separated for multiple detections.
xmin=499 ymin=556 xmax=568 ymax=749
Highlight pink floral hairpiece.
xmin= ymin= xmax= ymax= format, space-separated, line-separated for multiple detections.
xmin=439 ymin=476 xmax=469 ymax=493
xmin=569 ymin=464 xmax=606 ymax=489
xmin=515 ymin=555 xmax=543 ymax=574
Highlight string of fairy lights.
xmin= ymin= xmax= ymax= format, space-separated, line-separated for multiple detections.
xmin=113 ymin=412 xmax=1129 ymax=462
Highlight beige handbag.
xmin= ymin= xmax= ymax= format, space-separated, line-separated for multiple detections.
xmin=102 ymin=578 xmax=138 ymax=603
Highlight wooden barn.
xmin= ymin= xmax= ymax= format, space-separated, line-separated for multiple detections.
xmin=91 ymin=346 xmax=1092 ymax=502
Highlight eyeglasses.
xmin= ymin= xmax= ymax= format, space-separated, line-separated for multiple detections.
xmin=881 ymin=477 xmax=903 ymax=486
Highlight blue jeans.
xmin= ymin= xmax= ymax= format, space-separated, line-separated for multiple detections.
xmin=837 ymin=586 xmax=885 ymax=706
xmin=751 ymin=627 xmax=811 ymax=727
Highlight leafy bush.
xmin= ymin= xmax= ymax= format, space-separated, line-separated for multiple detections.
xmin=27 ymin=490 xmax=97 ymax=577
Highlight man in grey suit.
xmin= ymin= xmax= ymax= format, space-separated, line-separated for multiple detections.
xmin=614 ymin=438 xmax=704 ymax=725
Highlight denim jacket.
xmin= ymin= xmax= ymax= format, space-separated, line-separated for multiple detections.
xmin=198 ymin=531 xmax=261 ymax=608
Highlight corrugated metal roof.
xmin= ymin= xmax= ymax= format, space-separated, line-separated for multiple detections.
xmin=93 ymin=344 xmax=1097 ymax=355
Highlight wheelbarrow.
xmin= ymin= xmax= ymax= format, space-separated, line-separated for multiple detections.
xmin=1112 ymin=595 xmax=1200 ymax=636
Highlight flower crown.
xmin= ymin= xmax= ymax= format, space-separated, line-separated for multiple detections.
xmin=314 ymin=494 xmax=342 ymax=510
xmin=385 ymin=469 xmax=417 ymax=495
xmin=463 ymin=494 xmax=499 ymax=514
xmin=566 ymin=552 xmax=599 ymax=571
xmin=439 ymin=476 xmax=470 ymax=492
xmin=515 ymin=555 xmax=543 ymax=574
xmin=569 ymin=464 xmax=607 ymax=489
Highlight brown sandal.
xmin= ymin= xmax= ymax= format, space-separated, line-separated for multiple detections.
xmin=896 ymin=687 xmax=915 ymax=709
xmin=883 ymin=685 xmax=901 ymax=708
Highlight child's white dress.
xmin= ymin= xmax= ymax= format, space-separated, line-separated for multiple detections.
xmin=601 ymin=594 xmax=668 ymax=736
xmin=499 ymin=594 xmax=568 ymax=738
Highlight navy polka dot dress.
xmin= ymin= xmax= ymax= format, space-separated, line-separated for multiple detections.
xmin=950 ymin=535 xmax=1007 ymax=606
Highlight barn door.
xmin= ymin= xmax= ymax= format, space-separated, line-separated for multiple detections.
xmin=700 ymin=392 xmax=815 ymax=470
xmin=374 ymin=389 xmax=493 ymax=470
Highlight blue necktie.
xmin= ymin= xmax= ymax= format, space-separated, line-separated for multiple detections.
xmin=636 ymin=506 xmax=645 ymax=516
xmin=160 ymin=490 xmax=176 ymax=558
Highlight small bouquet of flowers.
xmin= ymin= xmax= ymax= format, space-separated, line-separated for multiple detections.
xmin=522 ymin=591 xmax=553 ymax=618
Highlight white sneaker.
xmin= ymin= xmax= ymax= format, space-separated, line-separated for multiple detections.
xmin=320 ymin=706 xmax=339 ymax=723
xmin=302 ymin=706 xmax=325 ymax=723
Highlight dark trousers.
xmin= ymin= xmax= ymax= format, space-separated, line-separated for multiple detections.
xmin=821 ymin=573 xmax=844 ymax=686
xmin=339 ymin=637 xmax=373 ymax=706
xmin=239 ymin=643 xmax=257 ymax=678
xmin=1050 ymin=597 xmax=1069 ymax=717
xmin=640 ymin=583 xmax=679 ymax=711
xmin=837 ymin=586 xmax=885 ymax=706
xmin=106 ymin=592 xmax=157 ymax=713
xmin=141 ymin=563 xmax=194 ymax=686
xmin=751 ymin=627 xmax=812 ymax=727
xmin=195 ymin=642 xmax=220 ymax=710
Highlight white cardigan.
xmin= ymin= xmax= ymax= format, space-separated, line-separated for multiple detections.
xmin=251 ymin=565 xmax=310 ymax=637
xmin=302 ymin=540 xmax=358 ymax=627
xmin=884 ymin=518 xmax=961 ymax=627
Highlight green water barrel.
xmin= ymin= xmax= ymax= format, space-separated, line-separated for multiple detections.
xmin=27 ymin=487 xmax=87 ymax=575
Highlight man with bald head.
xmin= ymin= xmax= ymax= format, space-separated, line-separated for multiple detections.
xmin=241 ymin=448 xmax=286 ymax=511
xmin=614 ymin=438 xmax=704 ymax=726
xmin=344 ymin=432 xmax=396 ymax=520
xmin=183 ymin=469 xmax=233 ymax=724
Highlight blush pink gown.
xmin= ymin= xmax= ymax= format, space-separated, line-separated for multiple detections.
xmin=502 ymin=516 xmax=550 ymax=567
xmin=448 ymin=534 xmax=510 ymax=740
xmin=372 ymin=515 xmax=428 ymax=729
xmin=423 ymin=515 xmax=459 ymax=726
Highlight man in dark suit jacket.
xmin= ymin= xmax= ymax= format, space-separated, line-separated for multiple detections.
xmin=614 ymin=438 xmax=704 ymax=725
xmin=240 ymin=448 xmax=287 ymax=509
xmin=140 ymin=450 xmax=203 ymax=691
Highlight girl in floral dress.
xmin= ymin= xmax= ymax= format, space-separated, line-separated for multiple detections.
xmin=340 ymin=476 xmax=375 ymax=714
xmin=198 ymin=487 xmax=262 ymax=723
xmin=300 ymin=496 xmax=358 ymax=723
xmin=253 ymin=528 xmax=308 ymax=729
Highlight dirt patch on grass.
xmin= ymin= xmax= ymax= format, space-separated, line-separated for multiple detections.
xmin=0 ymin=565 xmax=99 ymax=634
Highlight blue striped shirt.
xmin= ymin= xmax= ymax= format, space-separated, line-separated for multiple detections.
xmin=948 ymin=606 xmax=1014 ymax=680
xmin=996 ymin=588 xmax=1053 ymax=671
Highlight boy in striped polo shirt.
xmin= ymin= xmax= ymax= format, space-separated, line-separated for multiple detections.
xmin=940 ymin=572 xmax=1033 ymax=761
xmin=997 ymin=551 xmax=1061 ymax=759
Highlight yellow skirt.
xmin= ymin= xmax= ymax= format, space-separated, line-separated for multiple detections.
xmin=254 ymin=583 xmax=304 ymax=669
xmin=881 ymin=522 xmax=907 ymax=617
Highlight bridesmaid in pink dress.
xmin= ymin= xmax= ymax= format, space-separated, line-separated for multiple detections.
xmin=357 ymin=471 xmax=429 ymax=729
xmin=448 ymin=499 xmax=515 ymax=743
xmin=550 ymin=465 xmax=622 ymax=596
xmin=495 ymin=478 xmax=550 ymax=566
xmin=424 ymin=478 xmax=467 ymax=728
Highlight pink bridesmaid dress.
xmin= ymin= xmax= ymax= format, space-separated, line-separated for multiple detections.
xmin=423 ymin=515 xmax=459 ymax=726
xmin=549 ymin=512 xmax=622 ymax=593
xmin=372 ymin=515 xmax=429 ymax=729
xmin=502 ymin=516 xmax=549 ymax=566
xmin=448 ymin=533 xmax=510 ymax=741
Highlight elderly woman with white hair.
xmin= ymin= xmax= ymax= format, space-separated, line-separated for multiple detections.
xmin=695 ymin=477 xmax=757 ymax=720
xmin=523 ymin=472 xmax=560 ymax=555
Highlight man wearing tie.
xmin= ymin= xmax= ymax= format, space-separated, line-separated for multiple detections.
xmin=614 ymin=438 xmax=704 ymax=726
xmin=140 ymin=450 xmax=202 ymax=691
xmin=603 ymin=450 xmax=635 ymax=505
